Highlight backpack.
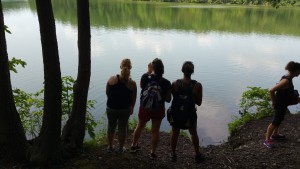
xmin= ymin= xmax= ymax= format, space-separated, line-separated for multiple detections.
xmin=278 ymin=76 xmax=299 ymax=106
xmin=140 ymin=80 xmax=162 ymax=112
xmin=167 ymin=80 xmax=197 ymax=129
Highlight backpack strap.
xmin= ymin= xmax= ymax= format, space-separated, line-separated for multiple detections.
xmin=175 ymin=79 xmax=196 ymax=105
xmin=175 ymin=79 xmax=197 ymax=92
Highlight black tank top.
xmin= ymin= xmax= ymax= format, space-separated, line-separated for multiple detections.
xmin=107 ymin=75 xmax=133 ymax=109
xmin=275 ymin=75 xmax=294 ymax=107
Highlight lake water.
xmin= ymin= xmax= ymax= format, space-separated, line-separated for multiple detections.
xmin=4 ymin=0 xmax=300 ymax=146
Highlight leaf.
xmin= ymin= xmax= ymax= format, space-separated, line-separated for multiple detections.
xmin=4 ymin=25 xmax=11 ymax=34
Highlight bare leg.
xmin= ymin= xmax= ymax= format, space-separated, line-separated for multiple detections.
xmin=132 ymin=120 xmax=147 ymax=146
xmin=170 ymin=127 xmax=180 ymax=155
xmin=272 ymin=126 xmax=279 ymax=136
xmin=188 ymin=124 xmax=200 ymax=155
xmin=117 ymin=112 xmax=130 ymax=149
xmin=107 ymin=132 xmax=115 ymax=148
xmin=107 ymin=111 xmax=117 ymax=149
xmin=266 ymin=123 xmax=276 ymax=140
xmin=150 ymin=119 xmax=162 ymax=154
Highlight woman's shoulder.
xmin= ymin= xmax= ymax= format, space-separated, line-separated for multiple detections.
xmin=160 ymin=77 xmax=171 ymax=84
xmin=127 ymin=79 xmax=137 ymax=90
xmin=194 ymin=80 xmax=202 ymax=86
xmin=107 ymin=75 xmax=118 ymax=85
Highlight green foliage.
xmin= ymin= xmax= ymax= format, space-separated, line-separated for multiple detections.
xmin=10 ymin=62 xmax=97 ymax=138
xmin=86 ymin=100 xmax=97 ymax=139
xmin=83 ymin=139 xmax=101 ymax=151
xmin=61 ymin=76 xmax=75 ymax=118
xmin=180 ymin=130 xmax=189 ymax=138
xmin=88 ymin=114 xmax=108 ymax=145
xmin=9 ymin=57 xmax=27 ymax=73
xmin=14 ymin=76 xmax=97 ymax=139
xmin=13 ymin=88 xmax=44 ymax=138
xmin=4 ymin=25 xmax=11 ymax=34
xmin=267 ymin=0 xmax=281 ymax=8
xmin=240 ymin=86 xmax=272 ymax=116
xmin=228 ymin=113 xmax=255 ymax=135
xmin=93 ymin=115 xmax=139 ymax=145
xmin=128 ymin=116 xmax=138 ymax=131
xmin=228 ymin=86 xmax=273 ymax=134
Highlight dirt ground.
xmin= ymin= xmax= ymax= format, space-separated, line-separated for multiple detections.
xmin=2 ymin=114 xmax=300 ymax=169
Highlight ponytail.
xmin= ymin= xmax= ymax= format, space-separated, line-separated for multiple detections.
xmin=120 ymin=58 xmax=132 ymax=84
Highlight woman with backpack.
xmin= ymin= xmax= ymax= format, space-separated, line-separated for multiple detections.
xmin=264 ymin=61 xmax=300 ymax=148
xmin=106 ymin=58 xmax=137 ymax=153
xmin=168 ymin=61 xmax=204 ymax=163
xmin=131 ymin=58 xmax=172 ymax=159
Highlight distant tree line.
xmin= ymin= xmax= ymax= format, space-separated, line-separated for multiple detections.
xmin=39 ymin=0 xmax=300 ymax=36
xmin=132 ymin=0 xmax=300 ymax=7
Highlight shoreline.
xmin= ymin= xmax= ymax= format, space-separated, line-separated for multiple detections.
xmin=60 ymin=113 xmax=300 ymax=169
xmin=2 ymin=114 xmax=299 ymax=168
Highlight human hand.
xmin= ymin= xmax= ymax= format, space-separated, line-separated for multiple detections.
xmin=147 ymin=62 xmax=152 ymax=74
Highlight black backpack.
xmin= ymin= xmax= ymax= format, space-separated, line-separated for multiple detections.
xmin=140 ymin=80 xmax=162 ymax=112
xmin=167 ymin=79 xmax=197 ymax=129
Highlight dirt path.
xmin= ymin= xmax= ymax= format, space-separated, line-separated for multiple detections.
xmin=57 ymin=114 xmax=300 ymax=169
xmin=2 ymin=114 xmax=299 ymax=169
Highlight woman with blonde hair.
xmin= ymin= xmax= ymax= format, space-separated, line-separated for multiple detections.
xmin=106 ymin=58 xmax=137 ymax=153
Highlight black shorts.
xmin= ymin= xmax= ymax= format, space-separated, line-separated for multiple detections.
xmin=272 ymin=106 xmax=288 ymax=126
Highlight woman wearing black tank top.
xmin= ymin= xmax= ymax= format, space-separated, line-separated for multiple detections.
xmin=264 ymin=61 xmax=300 ymax=148
xmin=106 ymin=59 xmax=137 ymax=153
xmin=169 ymin=61 xmax=204 ymax=163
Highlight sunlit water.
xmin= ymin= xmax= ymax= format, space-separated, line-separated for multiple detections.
xmin=4 ymin=0 xmax=300 ymax=146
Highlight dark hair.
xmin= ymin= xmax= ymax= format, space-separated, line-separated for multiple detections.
xmin=285 ymin=61 xmax=300 ymax=74
xmin=181 ymin=61 xmax=194 ymax=78
xmin=152 ymin=58 xmax=164 ymax=77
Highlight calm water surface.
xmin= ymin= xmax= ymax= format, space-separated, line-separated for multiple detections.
xmin=4 ymin=0 xmax=300 ymax=145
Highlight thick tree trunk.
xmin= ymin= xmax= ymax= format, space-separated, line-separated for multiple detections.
xmin=31 ymin=0 xmax=62 ymax=166
xmin=0 ymin=1 xmax=27 ymax=161
xmin=62 ymin=0 xmax=91 ymax=151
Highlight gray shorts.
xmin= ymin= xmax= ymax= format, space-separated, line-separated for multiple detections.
xmin=106 ymin=107 xmax=131 ymax=137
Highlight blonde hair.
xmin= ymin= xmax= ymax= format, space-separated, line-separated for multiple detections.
xmin=120 ymin=58 xmax=132 ymax=84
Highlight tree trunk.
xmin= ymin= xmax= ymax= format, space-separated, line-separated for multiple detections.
xmin=62 ymin=0 xmax=91 ymax=152
xmin=31 ymin=0 xmax=62 ymax=166
xmin=0 ymin=1 xmax=27 ymax=161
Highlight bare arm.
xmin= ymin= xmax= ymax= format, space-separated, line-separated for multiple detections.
xmin=106 ymin=82 xmax=110 ymax=96
xmin=106 ymin=76 xmax=117 ymax=96
xmin=165 ymin=88 xmax=172 ymax=103
xmin=130 ymin=81 xmax=137 ymax=115
xmin=165 ymin=81 xmax=173 ymax=103
xmin=269 ymin=79 xmax=289 ymax=107
xmin=171 ymin=81 xmax=176 ymax=95
xmin=195 ymin=82 xmax=203 ymax=106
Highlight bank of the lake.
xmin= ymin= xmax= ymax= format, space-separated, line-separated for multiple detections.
xmin=2 ymin=114 xmax=299 ymax=168
xmin=35 ymin=114 xmax=300 ymax=168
